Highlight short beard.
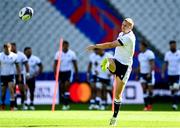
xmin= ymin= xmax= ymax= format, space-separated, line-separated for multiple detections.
xmin=170 ymin=49 xmax=176 ymax=53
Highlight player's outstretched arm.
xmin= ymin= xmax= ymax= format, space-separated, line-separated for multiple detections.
xmin=86 ymin=40 xmax=121 ymax=51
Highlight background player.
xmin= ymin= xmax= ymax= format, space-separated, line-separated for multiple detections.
xmin=162 ymin=40 xmax=180 ymax=110
xmin=24 ymin=47 xmax=43 ymax=110
xmin=53 ymin=40 xmax=78 ymax=110
xmin=87 ymin=49 xmax=113 ymax=110
xmin=87 ymin=48 xmax=99 ymax=110
xmin=95 ymin=49 xmax=113 ymax=110
xmin=11 ymin=43 xmax=30 ymax=110
xmin=137 ymin=41 xmax=155 ymax=111
xmin=0 ymin=43 xmax=21 ymax=110
xmin=87 ymin=18 xmax=135 ymax=126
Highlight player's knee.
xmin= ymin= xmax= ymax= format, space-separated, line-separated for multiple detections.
xmin=108 ymin=58 xmax=116 ymax=72
xmin=109 ymin=64 xmax=115 ymax=73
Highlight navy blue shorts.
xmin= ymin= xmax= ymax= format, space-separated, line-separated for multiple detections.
xmin=1 ymin=75 xmax=15 ymax=86
xmin=108 ymin=59 xmax=128 ymax=80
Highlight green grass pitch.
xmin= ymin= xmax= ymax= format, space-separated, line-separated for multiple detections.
xmin=0 ymin=111 xmax=180 ymax=128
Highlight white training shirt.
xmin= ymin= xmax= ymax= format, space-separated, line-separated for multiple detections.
xmin=114 ymin=31 xmax=136 ymax=66
xmin=27 ymin=55 xmax=41 ymax=77
xmin=54 ymin=49 xmax=77 ymax=72
xmin=164 ymin=50 xmax=180 ymax=75
xmin=14 ymin=51 xmax=28 ymax=74
xmin=89 ymin=52 xmax=99 ymax=75
xmin=0 ymin=52 xmax=18 ymax=76
xmin=138 ymin=49 xmax=155 ymax=74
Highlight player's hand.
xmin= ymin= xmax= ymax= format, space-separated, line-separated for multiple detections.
xmin=86 ymin=45 xmax=96 ymax=51
xmin=26 ymin=73 xmax=30 ymax=80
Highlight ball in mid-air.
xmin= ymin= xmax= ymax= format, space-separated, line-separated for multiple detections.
xmin=19 ymin=7 xmax=33 ymax=21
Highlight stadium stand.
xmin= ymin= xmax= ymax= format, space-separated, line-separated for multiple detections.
xmin=0 ymin=0 xmax=169 ymax=82
xmin=48 ymin=0 xmax=165 ymax=82
xmin=0 ymin=0 xmax=93 ymax=72
xmin=110 ymin=0 xmax=180 ymax=53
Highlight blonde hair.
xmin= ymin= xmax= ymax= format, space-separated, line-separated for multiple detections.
xmin=124 ymin=18 xmax=134 ymax=28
